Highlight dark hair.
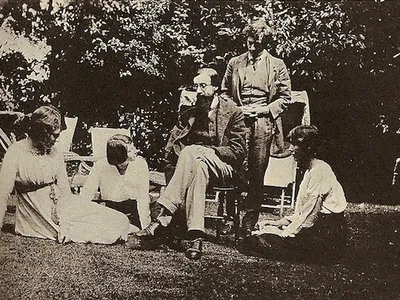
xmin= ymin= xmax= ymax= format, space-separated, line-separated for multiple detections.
xmin=106 ymin=134 xmax=133 ymax=166
xmin=196 ymin=68 xmax=220 ymax=88
xmin=242 ymin=18 xmax=273 ymax=44
xmin=27 ymin=105 xmax=61 ymax=143
xmin=287 ymin=125 xmax=321 ymax=157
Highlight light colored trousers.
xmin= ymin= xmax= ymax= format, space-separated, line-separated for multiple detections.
xmin=157 ymin=145 xmax=232 ymax=232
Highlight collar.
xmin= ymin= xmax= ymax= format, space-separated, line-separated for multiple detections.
xmin=247 ymin=49 xmax=268 ymax=63
xmin=210 ymin=94 xmax=219 ymax=110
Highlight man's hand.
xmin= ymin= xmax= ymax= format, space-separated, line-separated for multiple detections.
xmin=202 ymin=147 xmax=233 ymax=178
xmin=213 ymin=154 xmax=234 ymax=178
xmin=241 ymin=104 xmax=270 ymax=117
xmin=179 ymin=90 xmax=197 ymax=107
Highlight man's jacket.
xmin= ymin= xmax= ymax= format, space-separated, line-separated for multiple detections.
xmin=164 ymin=94 xmax=247 ymax=181
xmin=221 ymin=51 xmax=292 ymax=154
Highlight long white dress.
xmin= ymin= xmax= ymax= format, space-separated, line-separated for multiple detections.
xmin=0 ymin=139 xmax=130 ymax=244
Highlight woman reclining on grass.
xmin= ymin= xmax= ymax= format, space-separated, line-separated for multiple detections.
xmin=0 ymin=105 xmax=133 ymax=244
xmin=239 ymin=125 xmax=348 ymax=262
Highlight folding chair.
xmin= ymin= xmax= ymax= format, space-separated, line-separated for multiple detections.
xmin=262 ymin=90 xmax=311 ymax=215
xmin=149 ymin=170 xmax=241 ymax=243
xmin=262 ymin=154 xmax=297 ymax=216
xmin=392 ymin=157 xmax=400 ymax=186
xmin=0 ymin=127 xmax=13 ymax=172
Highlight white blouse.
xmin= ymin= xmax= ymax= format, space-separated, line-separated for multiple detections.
xmin=283 ymin=159 xmax=347 ymax=236
xmin=80 ymin=156 xmax=151 ymax=229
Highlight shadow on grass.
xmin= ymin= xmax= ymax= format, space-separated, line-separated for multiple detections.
xmin=1 ymin=223 xmax=15 ymax=234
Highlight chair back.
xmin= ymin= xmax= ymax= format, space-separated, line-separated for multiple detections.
xmin=264 ymin=155 xmax=296 ymax=187
xmin=91 ymin=127 xmax=131 ymax=161
xmin=55 ymin=117 xmax=78 ymax=153
xmin=0 ymin=127 xmax=12 ymax=153
xmin=291 ymin=90 xmax=310 ymax=126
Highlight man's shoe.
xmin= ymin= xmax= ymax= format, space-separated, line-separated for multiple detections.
xmin=135 ymin=221 xmax=160 ymax=239
xmin=185 ymin=238 xmax=203 ymax=260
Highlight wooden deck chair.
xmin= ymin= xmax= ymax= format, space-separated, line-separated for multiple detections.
xmin=91 ymin=127 xmax=131 ymax=161
xmin=56 ymin=117 xmax=78 ymax=154
xmin=0 ymin=127 xmax=13 ymax=172
xmin=262 ymin=91 xmax=311 ymax=216
xmin=56 ymin=117 xmax=93 ymax=192
xmin=60 ymin=117 xmax=95 ymax=162
xmin=69 ymin=127 xmax=131 ymax=193
xmin=0 ymin=127 xmax=12 ymax=154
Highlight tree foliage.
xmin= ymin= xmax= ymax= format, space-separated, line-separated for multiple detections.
xmin=0 ymin=0 xmax=399 ymax=202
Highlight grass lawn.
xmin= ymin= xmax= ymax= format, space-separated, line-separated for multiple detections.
xmin=0 ymin=202 xmax=399 ymax=300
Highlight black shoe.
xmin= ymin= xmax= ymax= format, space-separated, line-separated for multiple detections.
xmin=185 ymin=238 xmax=203 ymax=260
xmin=135 ymin=221 xmax=160 ymax=239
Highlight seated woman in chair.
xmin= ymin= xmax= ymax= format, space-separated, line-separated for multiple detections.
xmin=80 ymin=134 xmax=151 ymax=232
xmin=0 ymin=105 xmax=131 ymax=244
xmin=239 ymin=125 xmax=348 ymax=262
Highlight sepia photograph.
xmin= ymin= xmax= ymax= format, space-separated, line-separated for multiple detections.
xmin=0 ymin=0 xmax=399 ymax=299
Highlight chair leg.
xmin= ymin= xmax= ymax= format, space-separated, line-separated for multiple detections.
xmin=216 ymin=191 xmax=223 ymax=240
xmin=279 ymin=189 xmax=285 ymax=217
xmin=233 ymin=192 xmax=240 ymax=244
xmin=225 ymin=189 xmax=240 ymax=244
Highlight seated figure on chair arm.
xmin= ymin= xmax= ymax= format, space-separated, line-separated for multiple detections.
xmin=136 ymin=68 xmax=247 ymax=260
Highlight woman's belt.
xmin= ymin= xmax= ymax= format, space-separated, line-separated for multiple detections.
xmin=14 ymin=180 xmax=57 ymax=194
xmin=14 ymin=178 xmax=60 ymax=225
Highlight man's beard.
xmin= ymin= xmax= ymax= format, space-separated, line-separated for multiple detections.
xmin=195 ymin=94 xmax=214 ymax=112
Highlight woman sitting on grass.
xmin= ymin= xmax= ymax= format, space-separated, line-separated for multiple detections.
xmin=0 ymin=105 xmax=132 ymax=244
xmin=239 ymin=125 xmax=348 ymax=262
xmin=80 ymin=134 xmax=151 ymax=232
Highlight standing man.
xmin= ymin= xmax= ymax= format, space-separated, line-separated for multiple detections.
xmin=136 ymin=68 xmax=247 ymax=260
xmin=221 ymin=18 xmax=292 ymax=237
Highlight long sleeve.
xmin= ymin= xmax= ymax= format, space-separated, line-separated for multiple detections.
xmin=56 ymin=151 xmax=73 ymax=201
xmin=133 ymin=157 xmax=151 ymax=229
xmin=80 ymin=163 xmax=101 ymax=201
xmin=267 ymin=59 xmax=292 ymax=120
xmin=282 ymin=168 xmax=326 ymax=236
xmin=221 ymin=58 xmax=233 ymax=94
xmin=0 ymin=146 xmax=18 ymax=227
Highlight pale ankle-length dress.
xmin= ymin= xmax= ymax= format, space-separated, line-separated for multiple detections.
xmin=0 ymin=139 xmax=130 ymax=244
